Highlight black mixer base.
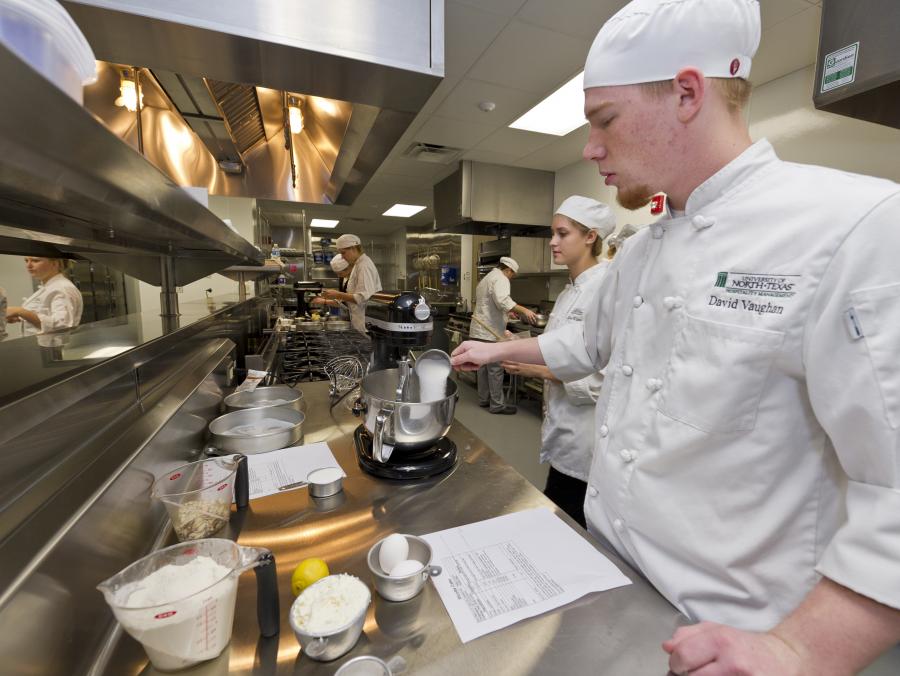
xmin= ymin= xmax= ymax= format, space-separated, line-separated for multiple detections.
xmin=354 ymin=425 xmax=457 ymax=480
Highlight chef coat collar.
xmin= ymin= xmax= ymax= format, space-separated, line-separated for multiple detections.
xmin=569 ymin=259 xmax=608 ymax=287
xmin=683 ymin=139 xmax=777 ymax=216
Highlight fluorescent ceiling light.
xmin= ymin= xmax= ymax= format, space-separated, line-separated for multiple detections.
xmin=310 ymin=218 xmax=339 ymax=228
xmin=509 ymin=71 xmax=586 ymax=136
xmin=383 ymin=204 xmax=426 ymax=217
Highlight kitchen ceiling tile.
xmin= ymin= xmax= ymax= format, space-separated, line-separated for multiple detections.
xmin=433 ymin=78 xmax=537 ymax=124
xmin=451 ymin=0 xmax=529 ymax=18
xmin=751 ymin=6 xmax=821 ymax=86
xmin=476 ymin=126 xmax=555 ymax=157
xmin=416 ymin=115 xmax=496 ymax=148
xmin=514 ymin=126 xmax=589 ymax=172
xmin=758 ymin=0 xmax=810 ymax=30
xmin=467 ymin=20 xmax=590 ymax=95
xmin=517 ymin=0 xmax=624 ymax=40
xmin=462 ymin=148 xmax=522 ymax=165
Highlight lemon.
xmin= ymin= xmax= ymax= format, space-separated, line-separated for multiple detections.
xmin=291 ymin=558 xmax=329 ymax=596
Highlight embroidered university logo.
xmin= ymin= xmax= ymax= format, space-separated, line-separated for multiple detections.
xmin=712 ymin=272 xmax=799 ymax=298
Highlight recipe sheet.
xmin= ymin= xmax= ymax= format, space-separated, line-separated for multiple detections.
xmin=244 ymin=442 xmax=344 ymax=500
xmin=422 ymin=508 xmax=632 ymax=643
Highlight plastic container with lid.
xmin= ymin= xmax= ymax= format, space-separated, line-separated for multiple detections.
xmin=0 ymin=0 xmax=97 ymax=104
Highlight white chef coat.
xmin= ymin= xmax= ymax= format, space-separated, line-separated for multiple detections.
xmin=539 ymin=140 xmax=900 ymax=631
xmin=541 ymin=261 xmax=608 ymax=481
xmin=470 ymin=267 xmax=516 ymax=341
xmin=21 ymin=273 xmax=83 ymax=336
xmin=346 ymin=253 xmax=381 ymax=332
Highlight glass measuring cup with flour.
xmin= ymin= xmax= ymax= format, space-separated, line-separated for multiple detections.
xmin=151 ymin=454 xmax=249 ymax=541
xmin=97 ymin=539 xmax=279 ymax=671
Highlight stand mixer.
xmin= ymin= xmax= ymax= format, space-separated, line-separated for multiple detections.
xmin=353 ymin=292 xmax=457 ymax=480
xmin=293 ymin=281 xmax=324 ymax=318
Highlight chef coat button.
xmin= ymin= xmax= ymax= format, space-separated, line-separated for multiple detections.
xmin=599 ymin=424 xmax=609 ymax=438
xmin=613 ymin=519 xmax=625 ymax=532
xmin=588 ymin=486 xmax=599 ymax=497
xmin=632 ymin=295 xmax=644 ymax=308
xmin=650 ymin=224 xmax=664 ymax=239
xmin=663 ymin=296 xmax=684 ymax=310
xmin=621 ymin=364 xmax=634 ymax=377
xmin=691 ymin=215 xmax=716 ymax=230
xmin=646 ymin=378 xmax=662 ymax=392
xmin=619 ymin=449 xmax=634 ymax=463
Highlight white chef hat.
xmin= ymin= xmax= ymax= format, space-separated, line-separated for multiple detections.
xmin=499 ymin=256 xmax=519 ymax=273
xmin=335 ymin=233 xmax=361 ymax=249
xmin=584 ymin=0 xmax=761 ymax=88
xmin=330 ymin=254 xmax=349 ymax=272
xmin=607 ymin=223 xmax=640 ymax=249
xmin=555 ymin=196 xmax=616 ymax=238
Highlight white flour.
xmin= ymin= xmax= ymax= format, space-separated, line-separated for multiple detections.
xmin=292 ymin=575 xmax=370 ymax=634
xmin=113 ymin=555 xmax=237 ymax=671
xmin=416 ymin=359 xmax=450 ymax=403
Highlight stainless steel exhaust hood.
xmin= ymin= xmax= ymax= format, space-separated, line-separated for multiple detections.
xmin=813 ymin=0 xmax=900 ymax=129
xmin=63 ymin=0 xmax=444 ymax=204
xmin=433 ymin=161 xmax=554 ymax=238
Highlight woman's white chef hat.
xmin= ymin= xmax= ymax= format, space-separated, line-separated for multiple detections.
xmin=555 ymin=196 xmax=616 ymax=238
xmin=335 ymin=234 xmax=361 ymax=249
xmin=607 ymin=223 xmax=640 ymax=249
xmin=499 ymin=256 xmax=519 ymax=273
xmin=330 ymin=254 xmax=349 ymax=272
xmin=584 ymin=0 xmax=761 ymax=88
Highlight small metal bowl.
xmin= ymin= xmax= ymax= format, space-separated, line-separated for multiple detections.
xmin=367 ymin=535 xmax=442 ymax=602
xmin=290 ymin=575 xmax=371 ymax=662
xmin=307 ymin=467 xmax=344 ymax=498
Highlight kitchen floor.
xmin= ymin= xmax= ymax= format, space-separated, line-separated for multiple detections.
xmin=452 ymin=373 xmax=549 ymax=491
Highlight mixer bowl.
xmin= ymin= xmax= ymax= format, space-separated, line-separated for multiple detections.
xmin=357 ymin=369 xmax=457 ymax=463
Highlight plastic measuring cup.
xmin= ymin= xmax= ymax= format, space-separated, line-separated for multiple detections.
xmin=151 ymin=454 xmax=249 ymax=541
xmin=97 ymin=539 xmax=279 ymax=672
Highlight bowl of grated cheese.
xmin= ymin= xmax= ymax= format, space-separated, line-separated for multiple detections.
xmin=290 ymin=574 xmax=371 ymax=662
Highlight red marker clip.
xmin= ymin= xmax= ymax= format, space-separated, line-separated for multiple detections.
xmin=650 ymin=194 xmax=666 ymax=215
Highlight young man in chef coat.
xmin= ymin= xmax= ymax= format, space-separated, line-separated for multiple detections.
xmin=451 ymin=0 xmax=900 ymax=673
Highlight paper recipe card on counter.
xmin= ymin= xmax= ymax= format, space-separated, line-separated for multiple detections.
xmin=422 ymin=508 xmax=631 ymax=643
xmin=244 ymin=442 xmax=343 ymax=500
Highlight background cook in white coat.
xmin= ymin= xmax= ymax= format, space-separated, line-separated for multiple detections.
xmin=503 ymin=196 xmax=616 ymax=527
xmin=319 ymin=234 xmax=382 ymax=332
xmin=451 ymin=1 xmax=900 ymax=672
xmin=5 ymin=257 xmax=83 ymax=336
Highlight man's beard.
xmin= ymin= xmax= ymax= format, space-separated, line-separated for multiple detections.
xmin=616 ymin=183 xmax=655 ymax=211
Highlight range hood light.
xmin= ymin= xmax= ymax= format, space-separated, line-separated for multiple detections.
xmin=310 ymin=218 xmax=339 ymax=228
xmin=288 ymin=95 xmax=304 ymax=134
xmin=509 ymin=71 xmax=585 ymax=136
xmin=115 ymin=71 xmax=143 ymax=112
xmin=383 ymin=204 xmax=426 ymax=217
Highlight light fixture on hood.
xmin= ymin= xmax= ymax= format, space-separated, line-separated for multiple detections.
xmin=288 ymin=95 xmax=304 ymax=134
xmin=115 ymin=68 xmax=143 ymax=112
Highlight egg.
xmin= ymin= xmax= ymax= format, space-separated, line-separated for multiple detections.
xmin=389 ymin=559 xmax=424 ymax=577
xmin=378 ymin=534 xmax=409 ymax=573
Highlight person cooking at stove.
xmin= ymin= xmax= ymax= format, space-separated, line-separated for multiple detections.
xmin=502 ymin=196 xmax=616 ymax=527
xmin=451 ymin=0 xmax=900 ymax=673
xmin=316 ymin=234 xmax=381 ymax=333
xmin=312 ymin=253 xmax=354 ymax=316
xmin=470 ymin=256 xmax=536 ymax=415
xmin=6 ymin=256 xmax=83 ymax=336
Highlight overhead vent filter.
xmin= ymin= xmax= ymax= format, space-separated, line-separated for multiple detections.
xmin=403 ymin=142 xmax=461 ymax=164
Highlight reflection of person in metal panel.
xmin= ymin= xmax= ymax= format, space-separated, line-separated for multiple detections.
xmin=5 ymin=257 xmax=83 ymax=335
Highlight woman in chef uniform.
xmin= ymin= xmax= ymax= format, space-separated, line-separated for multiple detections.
xmin=5 ymin=257 xmax=83 ymax=336
xmin=313 ymin=254 xmax=353 ymax=319
xmin=452 ymin=1 xmax=900 ymax=673
xmin=319 ymin=234 xmax=381 ymax=332
xmin=502 ymin=196 xmax=615 ymax=527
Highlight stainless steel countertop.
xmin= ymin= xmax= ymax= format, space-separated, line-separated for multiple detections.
xmin=104 ymin=380 xmax=683 ymax=675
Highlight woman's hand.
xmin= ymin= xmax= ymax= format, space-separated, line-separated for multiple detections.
xmin=6 ymin=306 xmax=24 ymax=323
xmin=502 ymin=361 xmax=551 ymax=379
xmin=322 ymin=289 xmax=339 ymax=300
xmin=309 ymin=296 xmax=327 ymax=307
xmin=450 ymin=341 xmax=501 ymax=371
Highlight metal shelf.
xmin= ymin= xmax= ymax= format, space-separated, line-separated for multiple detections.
xmin=0 ymin=43 xmax=263 ymax=285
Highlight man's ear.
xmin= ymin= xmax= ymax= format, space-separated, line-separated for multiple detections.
xmin=673 ymin=68 xmax=705 ymax=124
